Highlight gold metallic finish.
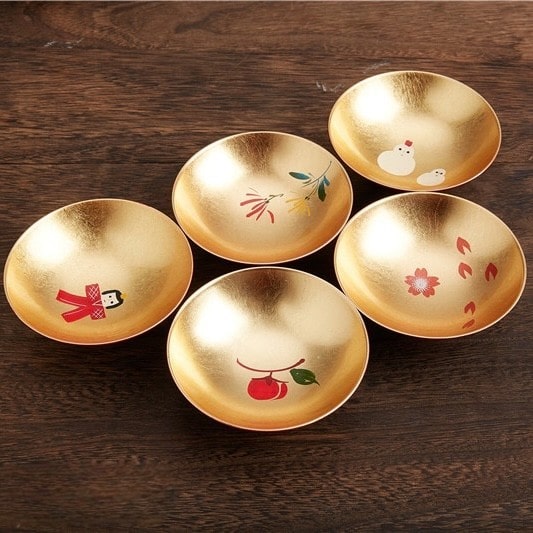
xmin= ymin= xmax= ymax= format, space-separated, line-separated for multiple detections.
xmin=167 ymin=267 xmax=369 ymax=431
xmin=328 ymin=71 xmax=501 ymax=191
xmin=334 ymin=192 xmax=526 ymax=338
xmin=4 ymin=199 xmax=193 ymax=345
xmin=172 ymin=131 xmax=353 ymax=264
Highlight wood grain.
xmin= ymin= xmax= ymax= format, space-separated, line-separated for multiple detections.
xmin=1 ymin=2 xmax=531 ymax=530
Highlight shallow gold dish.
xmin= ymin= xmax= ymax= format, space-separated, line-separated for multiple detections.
xmin=334 ymin=193 xmax=526 ymax=338
xmin=167 ymin=267 xmax=369 ymax=431
xmin=329 ymin=71 xmax=501 ymax=191
xmin=172 ymin=131 xmax=353 ymax=264
xmin=4 ymin=199 xmax=193 ymax=345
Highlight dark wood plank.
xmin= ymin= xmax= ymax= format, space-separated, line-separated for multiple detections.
xmin=1 ymin=2 xmax=531 ymax=531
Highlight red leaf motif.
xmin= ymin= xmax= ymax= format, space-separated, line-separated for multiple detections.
xmin=456 ymin=237 xmax=471 ymax=255
xmin=240 ymin=198 xmax=264 ymax=206
xmin=462 ymin=318 xmax=475 ymax=329
xmin=458 ymin=262 xmax=473 ymax=279
xmin=485 ymin=262 xmax=498 ymax=281
xmin=464 ymin=301 xmax=476 ymax=315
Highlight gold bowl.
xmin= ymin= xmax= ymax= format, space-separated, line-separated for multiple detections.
xmin=4 ymin=199 xmax=193 ymax=345
xmin=172 ymin=131 xmax=353 ymax=264
xmin=167 ymin=267 xmax=369 ymax=431
xmin=334 ymin=192 xmax=526 ymax=338
xmin=328 ymin=71 xmax=501 ymax=191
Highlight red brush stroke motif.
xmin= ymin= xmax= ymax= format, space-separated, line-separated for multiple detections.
xmin=464 ymin=301 xmax=476 ymax=315
xmin=462 ymin=318 xmax=475 ymax=329
xmin=485 ymin=262 xmax=498 ymax=281
xmin=458 ymin=262 xmax=473 ymax=279
xmin=456 ymin=236 xmax=471 ymax=255
xmin=240 ymin=191 xmax=281 ymax=223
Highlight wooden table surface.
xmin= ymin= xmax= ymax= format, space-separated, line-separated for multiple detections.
xmin=1 ymin=2 xmax=531 ymax=530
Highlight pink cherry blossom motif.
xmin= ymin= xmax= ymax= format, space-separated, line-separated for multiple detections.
xmin=404 ymin=268 xmax=440 ymax=298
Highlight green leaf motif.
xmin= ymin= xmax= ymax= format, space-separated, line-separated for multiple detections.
xmin=290 ymin=368 xmax=319 ymax=386
xmin=317 ymin=181 xmax=326 ymax=201
xmin=289 ymin=171 xmax=311 ymax=181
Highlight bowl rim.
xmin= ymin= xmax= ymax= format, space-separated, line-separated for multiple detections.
xmin=328 ymin=70 xmax=502 ymax=192
xmin=333 ymin=191 xmax=527 ymax=339
xmin=3 ymin=197 xmax=194 ymax=345
xmin=172 ymin=130 xmax=354 ymax=265
xmin=166 ymin=265 xmax=370 ymax=431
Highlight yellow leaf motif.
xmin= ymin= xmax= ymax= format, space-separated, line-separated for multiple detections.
xmin=286 ymin=196 xmax=311 ymax=216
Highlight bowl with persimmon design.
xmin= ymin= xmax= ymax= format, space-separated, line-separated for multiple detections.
xmin=167 ymin=267 xmax=369 ymax=430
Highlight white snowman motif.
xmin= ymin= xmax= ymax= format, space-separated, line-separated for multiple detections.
xmin=377 ymin=140 xmax=416 ymax=176
xmin=416 ymin=168 xmax=446 ymax=187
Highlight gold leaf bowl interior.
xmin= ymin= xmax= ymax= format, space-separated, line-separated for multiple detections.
xmin=167 ymin=267 xmax=369 ymax=431
xmin=328 ymin=71 xmax=501 ymax=191
xmin=4 ymin=199 xmax=193 ymax=345
xmin=172 ymin=131 xmax=353 ymax=264
xmin=334 ymin=192 xmax=526 ymax=338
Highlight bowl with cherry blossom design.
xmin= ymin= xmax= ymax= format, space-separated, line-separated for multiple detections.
xmin=172 ymin=131 xmax=353 ymax=264
xmin=167 ymin=267 xmax=369 ymax=431
xmin=4 ymin=199 xmax=193 ymax=345
xmin=328 ymin=71 xmax=501 ymax=191
xmin=334 ymin=192 xmax=526 ymax=338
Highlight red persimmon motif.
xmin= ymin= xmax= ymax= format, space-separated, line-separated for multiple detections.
xmin=247 ymin=376 xmax=288 ymax=400
xmin=236 ymin=357 xmax=319 ymax=401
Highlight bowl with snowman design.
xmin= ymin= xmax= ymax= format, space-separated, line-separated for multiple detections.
xmin=328 ymin=71 xmax=501 ymax=191
xmin=334 ymin=192 xmax=526 ymax=338
xmin=4 ymin=199 xmax=193 ymax=345
xmin=172 ymin=131 xmax=353 ymax=264
xmin=167 ymin=267 xmax=369 ymax=431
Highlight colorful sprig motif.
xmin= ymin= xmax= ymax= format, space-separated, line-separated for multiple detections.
xmin=239 ymin=162 xmax=332 ymax=222
xmin=287 ymin=160 xmax=332 ymax=206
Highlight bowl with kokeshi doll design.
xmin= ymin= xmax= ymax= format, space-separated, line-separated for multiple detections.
xmin=167 ymin=267 xmax=369 ymax=431
xmin=334 ymin=192 xmax=526 ymax=338
xmin=4 ymin=199 xmax=193 ymax=345
xmin=328 ymin=70 xmax=501 ymax=191
xmin=172 ymin=131 xmax=353 ymax=264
